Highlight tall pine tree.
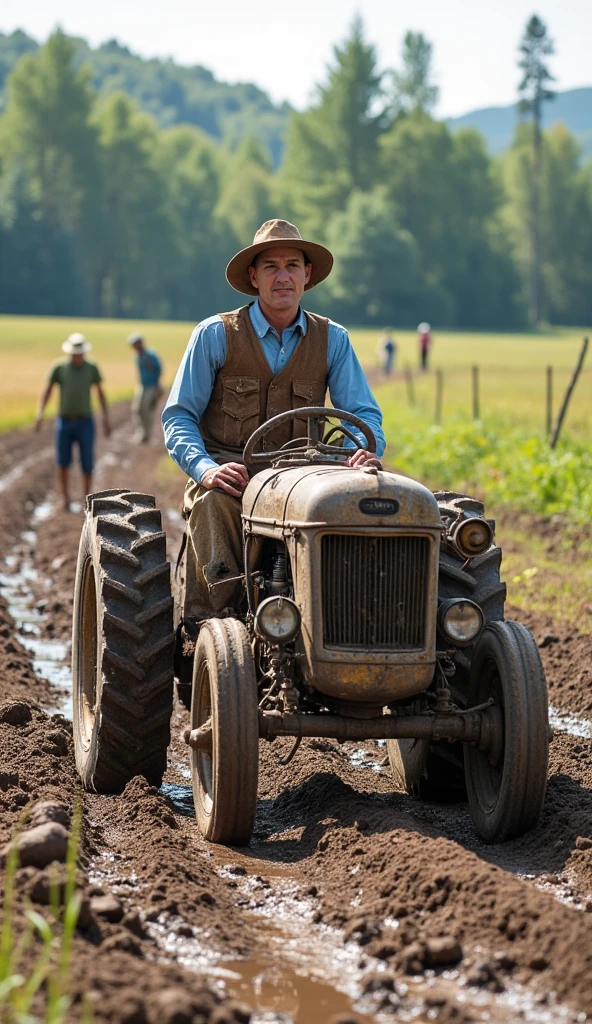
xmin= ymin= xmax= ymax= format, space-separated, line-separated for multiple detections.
xmin=280 ymin=16 xmax=385 ymax=235
xmin=517 ymin=14 xmax=555 ymax=323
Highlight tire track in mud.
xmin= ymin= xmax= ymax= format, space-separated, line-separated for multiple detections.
xmin=1 ymin=419 xmax=592 ymax=1023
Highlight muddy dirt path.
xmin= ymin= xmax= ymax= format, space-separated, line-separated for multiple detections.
xmin=1 ymin=414 xmax=591 ymax=1024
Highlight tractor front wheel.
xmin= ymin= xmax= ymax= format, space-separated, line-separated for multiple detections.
xmin=464 ymin=620 xmax=549 ymax=842
xmin=191 ymin=618 xmax=259 ymax=845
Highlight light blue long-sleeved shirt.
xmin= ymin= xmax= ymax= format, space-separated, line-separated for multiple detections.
xmin=162 ymin=299 xmax=385 ymax=483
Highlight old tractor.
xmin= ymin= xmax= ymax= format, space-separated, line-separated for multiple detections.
xmin=71 ymin=408 xmax=550 ymax=846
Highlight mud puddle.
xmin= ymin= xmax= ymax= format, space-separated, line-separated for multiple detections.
xmin=0 ymin=445 xmax=53 ymax=495
xmin=0 ymin=498 xmax=73 ymax=715
xmin=549 ymin=705 xmax=592 ymax=739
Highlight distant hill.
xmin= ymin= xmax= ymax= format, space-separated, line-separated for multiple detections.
xmin=0 ymin=30 xmax=291 ymax=165
xmin=3 ymin=31 xmax=590 ymax=163
xmin=448 ymin=87 xmax=592 ymax=156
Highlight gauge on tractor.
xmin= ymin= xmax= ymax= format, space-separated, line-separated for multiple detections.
xmin=255 ymin=596 xmax=301 ymax=644
xmin=438 ymin=599 xmax=484 ymax=645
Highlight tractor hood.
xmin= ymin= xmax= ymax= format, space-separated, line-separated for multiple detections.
xmin=242 ymin=465 xmax=441 ymax=530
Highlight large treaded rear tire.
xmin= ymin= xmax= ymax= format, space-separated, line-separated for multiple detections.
xmin=72 ymin=489 xmax=175 ymax=792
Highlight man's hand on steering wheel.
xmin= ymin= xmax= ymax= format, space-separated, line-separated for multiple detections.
xmin=347 ymin=449 xmax=383 ymax=470
xmin=202 ymin=462 xmax=249 ymax=497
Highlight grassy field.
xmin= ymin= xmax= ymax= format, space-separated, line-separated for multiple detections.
xmin=1 ymin=313 xmax=590 ymax=630
xmin=0 ymin=314 xmax=590 ymax=435
xmin=0 ymin=315 xmax=194 ymax=430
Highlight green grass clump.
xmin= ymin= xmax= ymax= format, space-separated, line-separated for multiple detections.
xmin=383 ymin=409 xmax=592 ymax=525
xmin=0 ymin=806 xmax=90 ymax=1024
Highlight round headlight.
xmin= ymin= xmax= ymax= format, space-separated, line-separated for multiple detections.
xmin=438 ymin=599 xmax=483 ymax=645
xmin=450 ymin=516 xmax=493 ymax=557
xmin=255 ymin=597 xmax=301 ymax=644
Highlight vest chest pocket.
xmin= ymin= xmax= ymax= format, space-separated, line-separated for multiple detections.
xmin=221 ymin=376 xmax=260 ymax=447
xmin=291 ymin=379 xmax=327 ymax=439
xmin=292 ymin=379 xmax=326 ymax=409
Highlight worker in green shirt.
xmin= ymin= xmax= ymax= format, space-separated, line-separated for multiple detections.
xmin=35 ymin=333 xmax=111 ymax=511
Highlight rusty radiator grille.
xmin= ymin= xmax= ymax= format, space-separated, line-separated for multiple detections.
xmin=321 ymin=534 xmax=429 ymax=650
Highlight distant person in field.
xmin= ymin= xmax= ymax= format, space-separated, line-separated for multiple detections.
xmin=35 ymin=333 xmax=110 ymax=512
xmin=377 ymin=328 xmax=397 ymax=376
xmin=418 ymin=322 xmax=432 ymax=371
xmin=127 ymin=333 xmax=163 ymax=443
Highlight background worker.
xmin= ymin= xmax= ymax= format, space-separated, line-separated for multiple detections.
xmin=418 ymin=321 xmax=432 ymax=370
xmin=127 ymin=333 xmax=163 ymax=443
xmin=377 ymin=328 xmax=397 ymax=376
xmin=35 ymin=333 xmax=110 ymax=511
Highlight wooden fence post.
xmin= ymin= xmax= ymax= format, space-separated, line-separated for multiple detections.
xmin=546 ymin=365 xmax=553 ymax=438
xmin=472 ymin=365 xmax=480 ymax=420
xmin=404 ymin=365 xmax=415 ymax=406
xmin=435 ymin=369 xmax=443 ymax=424
xmin=550 ymin=337 xmax=589 ymax=449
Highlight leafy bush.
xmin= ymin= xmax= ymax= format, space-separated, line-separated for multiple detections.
xmin=384 ymin=412 xmax=592 ymax=523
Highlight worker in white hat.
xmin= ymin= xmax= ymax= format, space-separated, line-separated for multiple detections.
xmin=35 ymin=333 xmax=111 ymax=511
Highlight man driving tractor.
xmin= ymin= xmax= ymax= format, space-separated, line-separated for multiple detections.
xmin=162 ymin=219 xmax=386 ymax=622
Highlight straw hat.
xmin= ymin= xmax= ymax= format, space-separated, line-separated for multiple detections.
xmin=418 ymin=322 xmax=431 ymax=334
xmin=226 ymin=219 xmax=333 ymax=296
xmin=126 ymin=333 xmax=144 ymax=345
xmin=62 ymin=333 xmax=92 ymax=354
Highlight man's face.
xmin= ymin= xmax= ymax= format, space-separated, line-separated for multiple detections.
xmin=132 ymin=341 xmax=143 ymax=354
xmin=248 ymin=246 xmax=312 ymax=311
xmin=71 ymin=353 xmax=84 ymax=367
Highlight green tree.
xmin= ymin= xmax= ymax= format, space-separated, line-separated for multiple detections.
xmin=92 ymin=93 xmax=170 ymax=316
xmin=323 ymin=189 xmax=421 ymax=324
xmin=381 ymin=114 xmax=523 ymax=326
xmin=541 ymin=125 xmax=592 ymax=323
xmin=216 ymin=137 xmax=274 ymax=246
xmin=392 ymin=32 xmax=438 ymax=116
xmin=3 ymin=30 xmax=98 ymax=231
xmin=0 ymin=162 xmax=86 ymax=314
xmin=503 ymin=122 xmax=592 ymax=326
xmin=517 ymin=14 xmax=555 ymax=323
xmin=156 ymin=124 xmax=237 ymax=319
xmin=280 ymin=16 xmax=385 ymax=235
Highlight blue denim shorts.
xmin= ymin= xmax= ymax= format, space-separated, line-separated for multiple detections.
xmin=55 ymin=417 xmax=95 ymax=474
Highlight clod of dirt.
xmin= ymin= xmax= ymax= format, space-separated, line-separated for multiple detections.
xmin=210 ymin=1003 xmax=251 ymax=1024
xmin=0 ymin=700 xmax=32 ymax=725
xmin=123 ymin=910 xmax=150 ymax=939
xmin=425 ymin=935 xmax=463 ymax=967
xmin=4 ymin=821 xmax=69 ymax=868
xmin=90 ymin=893 xmax=125 ymax=923
xmin=101 ymin=931 xmax=143 ymax=957
xmin=29 ymin=800 xmax=71 ymax=829
xmin=150 ymin=987 xmax=215 ymax=1024
xmin=465 ymin=960 xmax=504 ymax=992
xmin=24 ymin=863 xmax=83 ymax=905
xmin=538 ymin=634 xmax=559 ymax=648
xmin=361 ymin=972 xmax=398 ymax=995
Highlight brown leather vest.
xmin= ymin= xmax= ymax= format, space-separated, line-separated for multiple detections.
xmin=199 ymin=304 xmax=329 ymax=463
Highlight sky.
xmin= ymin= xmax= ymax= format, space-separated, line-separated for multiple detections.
xmin=1 ymin=0 xmax=591 ymax=117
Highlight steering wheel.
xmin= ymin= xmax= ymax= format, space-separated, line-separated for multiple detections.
xmin=243 ymin=406 xmax=377 ymax=467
